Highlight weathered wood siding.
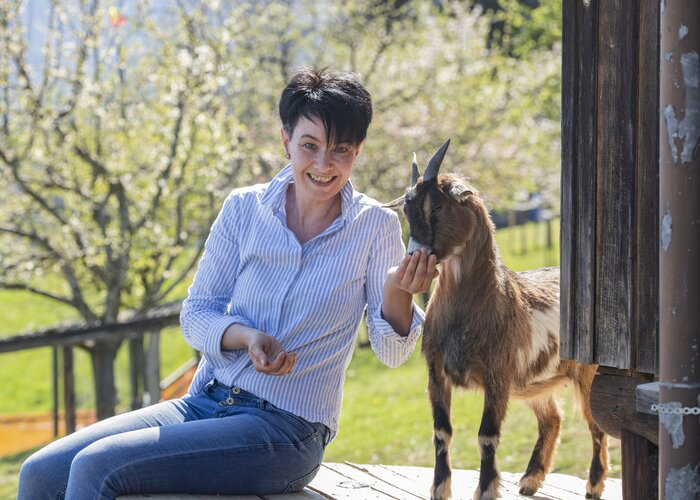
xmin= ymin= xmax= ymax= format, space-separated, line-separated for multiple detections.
xmin=560 ymin=0 xmax=659 ymax=375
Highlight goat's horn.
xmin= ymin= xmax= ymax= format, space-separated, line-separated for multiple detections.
xmin=411 ymin=152 xmax=420 ymax=187
xmin=422 ymin=139 xmax=451 ymax=182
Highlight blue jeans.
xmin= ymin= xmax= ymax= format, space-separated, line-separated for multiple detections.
xmin=18 ymin=379 xmax=328 ymax=500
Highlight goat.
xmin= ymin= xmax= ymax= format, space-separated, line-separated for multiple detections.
xmin=386 ymin=140 xmax=608 ymax=500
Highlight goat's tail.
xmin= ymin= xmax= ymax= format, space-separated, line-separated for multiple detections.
xmin=512 ymin=375 xmax=570 ymax=400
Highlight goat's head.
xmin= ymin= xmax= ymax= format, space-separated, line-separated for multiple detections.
xmin=386 ymin=140 xmax=488 ymax=263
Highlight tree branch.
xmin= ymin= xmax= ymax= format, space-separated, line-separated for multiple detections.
xmin=0 ymin=281 xmax=75 ymax=307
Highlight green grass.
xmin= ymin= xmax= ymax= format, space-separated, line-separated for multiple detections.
xmin=0 ymin=219 xmax=621 ymax=498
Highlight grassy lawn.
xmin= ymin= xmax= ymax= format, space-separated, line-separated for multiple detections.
xmin=0 ymin=219 xmax=621 ymax=498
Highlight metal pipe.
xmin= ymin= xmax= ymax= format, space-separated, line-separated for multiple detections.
xmin=658 ymin=1 xmax=700 ymax=498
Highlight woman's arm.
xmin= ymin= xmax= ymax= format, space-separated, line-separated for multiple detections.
xmin=381 ymin=250 xmax=437 ymax=336
xmin=364 ymin=212 xmax=435 ymax=366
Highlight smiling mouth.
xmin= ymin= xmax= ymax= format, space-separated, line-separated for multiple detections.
xmin=308 ymin=173 xmax=335 ymax=184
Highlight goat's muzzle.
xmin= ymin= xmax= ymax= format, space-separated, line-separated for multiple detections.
xmin=407 ymin=237 xmax=432 ymax=256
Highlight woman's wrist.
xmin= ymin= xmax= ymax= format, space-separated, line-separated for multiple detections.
xmin=221 ymin=323 xmax=256 ymax=351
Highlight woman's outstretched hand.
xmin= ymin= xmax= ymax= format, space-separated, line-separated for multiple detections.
xmin=247 ymin=331 xmax=297 ymax=376
xmin=221 ymin=324 xmax=297 ymax=376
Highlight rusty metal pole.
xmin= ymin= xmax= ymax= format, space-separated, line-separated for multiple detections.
xmin=658 ymin=1 xmax=700 ymax=499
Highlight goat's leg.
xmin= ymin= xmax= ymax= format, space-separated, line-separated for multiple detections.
xmin=518 ymin=396 xmax=562 ymax=495
xmin=428 ymin=359 xmax=453 ymax=500
xmin=473 ymin=379 xmax=509 ymax=500
xmin=576 ymin=364 xmax=608 ymax=499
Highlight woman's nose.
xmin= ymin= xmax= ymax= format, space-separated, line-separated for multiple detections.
xmin=316 ymin=151 xmax=333 ymax=169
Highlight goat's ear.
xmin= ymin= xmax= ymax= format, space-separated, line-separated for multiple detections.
xmin=382 ymin=195 xmax=406 ymax=211
xmin=449 ymin=183 xmax=473 ymax=204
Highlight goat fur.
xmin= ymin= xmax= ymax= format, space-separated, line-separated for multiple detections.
xmin=390 ymin=167 xmax=608 ymax=500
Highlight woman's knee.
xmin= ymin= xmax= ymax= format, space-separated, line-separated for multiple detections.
xmin=18 ymin=447 xmax=69 ymax=500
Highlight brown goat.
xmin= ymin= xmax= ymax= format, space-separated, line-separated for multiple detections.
xmin=387 ymin=140 xmax=608 ymax=500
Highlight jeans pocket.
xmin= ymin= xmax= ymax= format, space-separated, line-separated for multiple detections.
xmin=283 ymin=464 xmax=320 ymax=493
xmin=269 ymin=405 xmax=315 ymax=436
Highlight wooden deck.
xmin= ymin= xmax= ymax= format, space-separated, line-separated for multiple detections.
xmin=119 ymin=462 xmax=623 ymax=499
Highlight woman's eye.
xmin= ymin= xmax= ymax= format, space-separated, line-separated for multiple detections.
xmin=335 ymin=146 xmax=349 ymax=154
xmin=303 ymin=143 xmax=317 ymax=150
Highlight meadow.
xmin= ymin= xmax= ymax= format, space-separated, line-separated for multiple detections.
xmin=0 ymin=219 xmax=621 ymax=498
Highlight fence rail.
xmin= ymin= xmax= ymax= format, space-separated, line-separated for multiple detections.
xmin=0 ymin=302 xmax=191 ymax=438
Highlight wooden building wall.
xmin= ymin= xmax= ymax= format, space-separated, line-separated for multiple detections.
xmin=560 ymin=0 xmax=659 ymax=375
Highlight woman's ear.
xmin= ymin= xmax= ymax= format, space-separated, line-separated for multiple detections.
xmin=353 ymin=140 xmax=364 ymax=161
xmin=280 ymin=127 xmax=290 ymax=157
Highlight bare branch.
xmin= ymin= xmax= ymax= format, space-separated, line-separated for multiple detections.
xmin=0 ymin=281 xmax=75 ymax=307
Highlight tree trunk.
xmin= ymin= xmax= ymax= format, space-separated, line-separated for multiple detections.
xmin=90 ymin=340 xmax=121 ymax=420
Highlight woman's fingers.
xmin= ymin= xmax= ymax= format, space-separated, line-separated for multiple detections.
xmin=399 ymin=250 xmax=437 ymax=294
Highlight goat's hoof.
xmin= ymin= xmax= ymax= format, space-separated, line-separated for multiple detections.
xmin=430 ymin=479 xmax=451 ymax=500
xmin=518 ymin=473 xmax=544 ymax=496
xmin=472 ymin=483 xmax=500 ymax=500
xmin=586 ymin=479 xmax=604 ymax=499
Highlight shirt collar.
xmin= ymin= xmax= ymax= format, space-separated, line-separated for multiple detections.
xmin=262 ymin=164 xmax=356 ymax=220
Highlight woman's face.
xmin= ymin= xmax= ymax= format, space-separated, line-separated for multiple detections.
xmin=281 ymin=116 xmax=362 ymax=206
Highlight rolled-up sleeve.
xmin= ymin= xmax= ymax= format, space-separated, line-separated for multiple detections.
xmin=365 ymin=212 xmax=425 ymax=367
xmin=180 ymin=192 xmax=251 ymax=369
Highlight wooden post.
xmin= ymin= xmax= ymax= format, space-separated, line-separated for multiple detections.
xmin=52 ymin=346 xmax=59 ymax=438
xmin=621 ymin=428 xmax=659 ymax=500
xmin=63 ymin=345 xmax=76 ymax=434
xmin=144 ymin=330 xmax=161 ymax=405
xmin=658 ymin=1 xmax=700 ymax=498
xmin=129 ymin=335 xmax=145 ymax=410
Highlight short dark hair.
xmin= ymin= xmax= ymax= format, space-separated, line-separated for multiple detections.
xmin=279 ymin=67 xmax=373 ymax=147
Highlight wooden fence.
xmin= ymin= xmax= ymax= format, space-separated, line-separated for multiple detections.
xmin=0 ymin=302 xmax=191 ymax=436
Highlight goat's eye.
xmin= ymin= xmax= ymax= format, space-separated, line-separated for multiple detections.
xmin=432 ymin=204 xmax=442 ymax=213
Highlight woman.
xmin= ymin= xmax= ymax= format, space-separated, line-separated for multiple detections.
xmin=18 ymin=67 xmax=436 ymax=499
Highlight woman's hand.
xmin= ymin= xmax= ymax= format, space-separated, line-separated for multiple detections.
xmin=386 ymin=250 xmax=438 ymax=295
xmin=221 ymin=324 xmax=297 ymax=376
xmin=381 ymin=250 xmax=438 ymax=336
xmin=247 ymin=331 xmax=297 ymax=376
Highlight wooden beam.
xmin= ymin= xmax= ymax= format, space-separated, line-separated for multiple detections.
xmin=590 ymin=369 xmax=658 ymax=444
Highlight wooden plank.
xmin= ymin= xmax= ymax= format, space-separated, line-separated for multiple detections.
xmin=635 ymin=381 xmax=659 ymax=415
xmin=380 ymin=465 xmax=484 ymax=500
xmin=321 ymin=462 xmax=420 ymax=499
xmin=119 ymin=489 xmax=325 ymax=500
xmin=621 ymin=429 xmax=658 ymax=500
xmin=572 ymin=0 xmax=598 ymax=364
xmin=118 ymin=495 xmax=261 ymax=500
xmin=305 ymin=463 xmax=398 ymax=499
xmin=263 ymin=490 xmax=328 ymax=500
xmin=115 ymin=463 xmax=625 ymax=500
xmin=559 ymin=0 xmax=577 ymax=361
xmin=594 ymin=0 xmax=637 ymax=368
xmin=634 ymin=0 xmax=660 ymax=376
xmin=344 ymin=463 xmax=430 ymax=499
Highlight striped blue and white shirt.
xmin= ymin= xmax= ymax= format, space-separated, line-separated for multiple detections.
xmin=180 ymin=165 xmax=424 ymax=436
